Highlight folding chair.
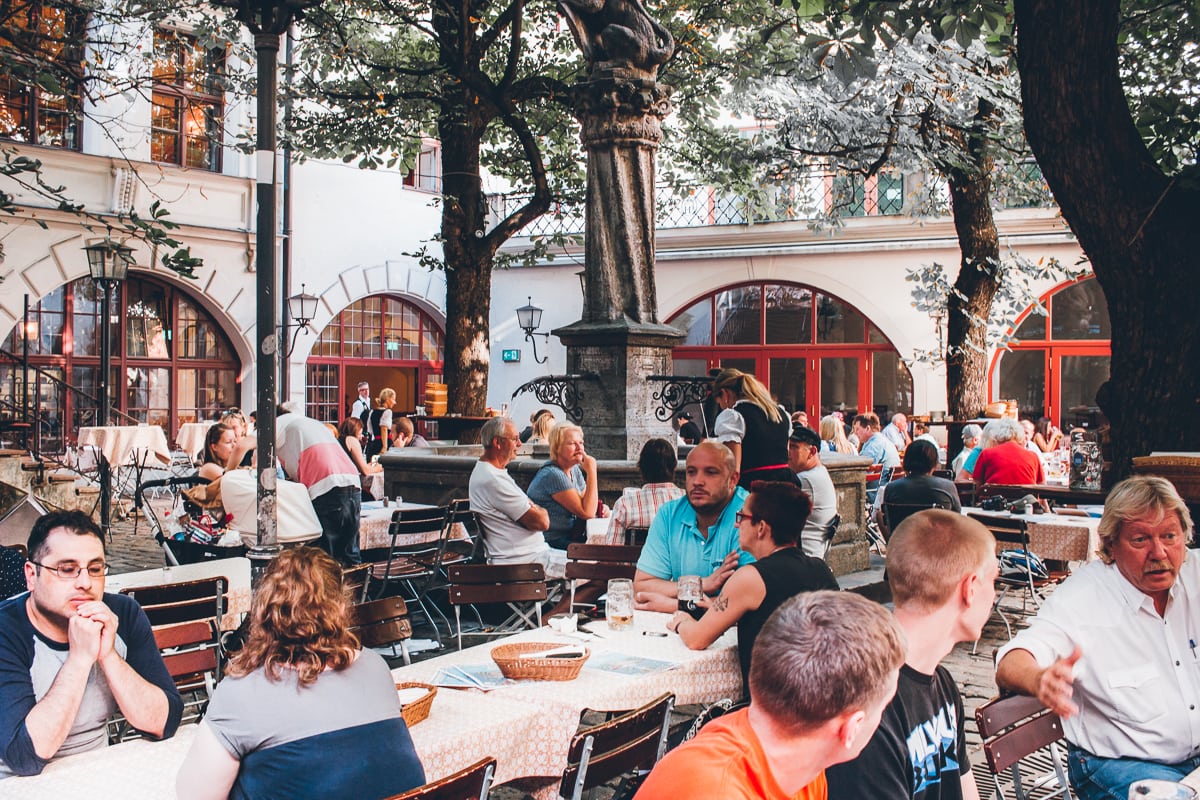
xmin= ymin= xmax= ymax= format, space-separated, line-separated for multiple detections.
xmin=385 ymin=757 xmax=496 ymax=800
xmin=882 ymin=502 xmax=949 ymax=541
xmin=154 ymin=620 xmax=222 ymax=723
xmin=350 ymin=596 xmax=413 ymax=665
xmin=559 ymin=693 xmax=675 ymax=800
xmin=564 ymin=544 xmax=641 ymax=612
xmin=362 ymin=506 xmax=450 ymax=646
xmin=446 ymin=563 xmax=548 ymax=650
xmin=975 ymin=694 xmax=1072 ymax=800
xmin=623 ymin=526 xmax=650 ymax=547
xmin=342 ymin=562 xmax=373 ymax=604
xmin=820 ymin=513 xmax=841 ymax=558
xmin=442 ymin=498 xmax=483 ymax=566
xmin=120 ymin=576 xmax=228 ymax=629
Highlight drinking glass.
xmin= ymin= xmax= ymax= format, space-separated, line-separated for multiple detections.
xmin=1129 ymin=781 xmax=1198 ymax=800
xmin=606 ymin=578 xmax=634 ymax=631
xmin=678 ymin=575 xmax=702 ymax=604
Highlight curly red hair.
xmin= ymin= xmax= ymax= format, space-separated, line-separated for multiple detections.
xmin=227 ymin=547 xmax=360 ymax=686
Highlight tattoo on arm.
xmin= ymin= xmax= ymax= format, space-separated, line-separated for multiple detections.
xmin=712 ymin=594 xmax=729 ymax=613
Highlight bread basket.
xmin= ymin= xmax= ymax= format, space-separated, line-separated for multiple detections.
xmin=395 ymin=681 xmax=437 ymax=726
xmin=490 ymin=642 xmax=590 ymax=681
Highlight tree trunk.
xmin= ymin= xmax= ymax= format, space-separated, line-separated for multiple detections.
xmin=1015 ymin=0 xmax=1200 ymax=477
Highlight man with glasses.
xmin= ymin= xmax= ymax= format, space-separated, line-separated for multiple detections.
xmin=0 ymin=511 xmax=182 ymax=777
xmin=469 ymin=416 xmax=561 ymax=577
xmin=995 ymin=476 xmax=1199 ymax=800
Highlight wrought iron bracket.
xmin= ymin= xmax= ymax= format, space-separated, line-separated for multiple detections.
xmin=511 ymin=373 xmax=600 ymax=423
xmin=646 ymin=375 xmax=714 ymax=421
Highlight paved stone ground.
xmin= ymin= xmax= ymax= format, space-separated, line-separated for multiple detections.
xmin=102 ymin=511 xmax=1032 ymax=799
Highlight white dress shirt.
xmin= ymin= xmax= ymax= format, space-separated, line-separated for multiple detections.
xmin=997 ymin=557 xmax=1200 ymax=763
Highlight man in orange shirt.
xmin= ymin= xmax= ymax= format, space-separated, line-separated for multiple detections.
xmin=635 ymin=591 xmax=906 ymax=799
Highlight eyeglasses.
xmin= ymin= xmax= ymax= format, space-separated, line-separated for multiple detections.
xmin=220 ymin=408 xmax=242 ymax=418
xmin=31 ymin=560 xmax=109 ymax=579
xmin=734 ymin=511 xmax=757 ymax=525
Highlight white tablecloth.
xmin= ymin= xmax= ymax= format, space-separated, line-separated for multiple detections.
xmin=78 ymin=425 xmax=172 ymax=467
xmin=107 ymin=557 xmax=252 ymax=631
xmin=174 ymin=422 xmax=215 ymax=462
xmin=219 ymin=469 xmax=322 ymax=545
xmin=390 ymin=610 xmax=741 ymax=796
xmin=963 ymin=506 xmax=1101 ymax=562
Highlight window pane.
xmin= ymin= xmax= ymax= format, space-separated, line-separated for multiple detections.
xmin=831 ymin=174 xmax=865 ymax=217
xmin=126 ymin=283 xmax=169 ymax=358
xmin=872 ymin=351 xmax=913 ymax=419
xmin=819 ymin=358 xmax=859 ymax=418
xmin=715 ymin=286 xmax=760 ymax=345
xmin=1059 ymin=355 xmax=1110 ymax=432
xmin=1051 ymin=280 xmax=1110 ymax=340
xmin=765 ymin=285 xmax=812 ymax=344
xmin=125 ymin=366 xmax=170 ymax=430
xmin=305 ymin=363 xmax=339 ymax=422
xmin=769 ymin=358 xmax=806 ymax=417
xmin=151 ymin=95 xmax=180 ymax=163
xmin=815 ymin=294 xmax=865 ymax=344
xmin=670 ymin=297 xmax=712 ymax=346
xmin=877 ymin=173 xmax=904 ymax=215
xmin=72 ymin=280 xmax=105 ymax=358
xmin=995 ymin=349 xmax=1046 ymax=422
xmin=177 ymin=296 xmax=232 ymax=360
xmin=1013 ymin=307 xmax=1047 ymax=340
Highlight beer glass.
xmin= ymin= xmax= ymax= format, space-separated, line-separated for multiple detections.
xmin=1129 ymin=780 xmax=1198 ymax=799
xmin=606 ymin=578 xmax=634 ymax=631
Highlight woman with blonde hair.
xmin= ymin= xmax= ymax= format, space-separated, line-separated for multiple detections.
xmin=711 ymin=368 xmax=793 ymax=488
xmin=819 ymin=414 xmax=857 ymax=455
xmin=527 ymin=408 xmax=556 ymax=446
xmin=364 ymin=387 xmax=396 ymax=458
xmin=527 ymin=421 xmax=607 ymax=549
xmin=176 ymin=547 xmax=425 ymax=800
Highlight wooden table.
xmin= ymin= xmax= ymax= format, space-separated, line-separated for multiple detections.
xmin=107 ymin=556 xmax=252 ymax=630
xmin=978 ymin=483 xmax=1107 ymax=507
xmin=390 ymin=610 xmax=741 ymax=797
xmin=963 ymin=506 xmax=1102 ymax=562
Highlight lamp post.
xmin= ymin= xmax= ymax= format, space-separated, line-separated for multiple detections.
xmin=83 ymin=237 xmax=133 ymax=542
xmin=209 ymin=0 xmax=324 ymax=572
xmin=281 ymin=284 xmax=318 ymax=357
xmin=516 ymin=297 xmax=550 ymax=364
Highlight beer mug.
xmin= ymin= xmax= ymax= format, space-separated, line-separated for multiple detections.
xmin=606 ymin=578 xmax=634 ymax=631
xmin=1129 ymin=780 xmax=1199 ymax=799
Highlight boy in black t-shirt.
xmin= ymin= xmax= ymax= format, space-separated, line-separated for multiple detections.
xmin=826 ymin=510 xmax=998 ymax=800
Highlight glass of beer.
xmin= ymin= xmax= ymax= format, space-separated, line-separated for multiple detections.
xmin=1129 ymin=781 xmax=1198 ymax=799
xmin=606 ymin=578 xmax=634 ymax=631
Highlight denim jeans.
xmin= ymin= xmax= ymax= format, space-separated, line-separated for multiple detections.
xmin=311 ymin=485 xmax=362 ymax=566
xmin=1067 ymin=745 xmax=1200 ymax=800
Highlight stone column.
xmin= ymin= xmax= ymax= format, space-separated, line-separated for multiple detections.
xmin=554 ymin=69 xmax=682 ymax=459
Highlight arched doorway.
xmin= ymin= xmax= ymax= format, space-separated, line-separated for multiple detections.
xmin=989 ymin=276 xmax=1110 ymax=431
xmin=304 ymin=294 xmax=445 ymax=423
xmin=0 ymin=273 xmax=241 ymax=449
xmin=667 ymin=282 xmax=913 ymax=425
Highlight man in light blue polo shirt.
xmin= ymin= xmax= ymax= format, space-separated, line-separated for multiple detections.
xmin=853 ymin=412 xmax=901 ymax=469
xmin=634 ymin=441 xmax=752 ymax=613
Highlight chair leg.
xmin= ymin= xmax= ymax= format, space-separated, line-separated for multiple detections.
xmin=400 ymin=639 xmax=411 ymax=666
xmin=454 ymin=605 xmax=464 ymax=651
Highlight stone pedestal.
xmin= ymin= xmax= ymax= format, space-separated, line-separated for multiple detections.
xmin=553 ymin=320 xmax=682 ymax=460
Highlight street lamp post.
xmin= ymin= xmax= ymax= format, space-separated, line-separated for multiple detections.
xmin=83 ymin=237 xmax=133 ymax=542
xmin=209 ymin=0 xmax=324 ymax=573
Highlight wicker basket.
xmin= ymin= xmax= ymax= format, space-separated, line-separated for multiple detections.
xmin=395 ymin=682 xmax=437 ymax=726
xmin=490 ymin=642 xmax=590 ymax=681
xmin=1132 ymin=456 xmax=1200 ymax=501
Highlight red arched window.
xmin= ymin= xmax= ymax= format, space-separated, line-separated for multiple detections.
xmin=989 ymin=276 xmax=1110 ymax=431
xmin=667 ymin=281 xmax=912 ymax=422
xmin=304 ymin=294 xmax=445 ymax=423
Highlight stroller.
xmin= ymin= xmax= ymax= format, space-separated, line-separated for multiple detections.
xmin=135 ymin=475 xmax=247 ymax=566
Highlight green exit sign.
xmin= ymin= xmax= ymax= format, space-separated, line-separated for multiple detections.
xmin=502 ymin=349 xmax=521 ymax=363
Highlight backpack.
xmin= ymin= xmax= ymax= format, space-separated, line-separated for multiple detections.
xmin=998 ymin=549 xmax=1050 ymax=581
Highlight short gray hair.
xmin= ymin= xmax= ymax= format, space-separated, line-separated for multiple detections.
xmin=480 ymin=416 xmax=512 ymax=448
xmin=1097 ymin=475 xmax=1194 ymax=563
xmin=983 ymin=417 xmax=1023 ymax=445
xmin=749 ymin=592 xmax=905 ymax=732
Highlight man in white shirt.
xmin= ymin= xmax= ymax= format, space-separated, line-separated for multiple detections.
xmin=787 ymin=424 xmax=838 ymax=558
xmin=882 ymin=412 xmax=911 ymax=451
xmin=468 ymin=417 xmax=563 ymax=578
xmin=995 ymin=476 xmax=1200 ymax=800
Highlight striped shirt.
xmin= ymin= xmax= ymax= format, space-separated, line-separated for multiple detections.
xmin=606 ymin=483 xmax=684 ymax=545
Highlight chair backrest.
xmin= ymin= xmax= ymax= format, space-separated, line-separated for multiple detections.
xmin=350 ymin=597 xmax=413 ymax=649
xmin=559 ymin=693 xmax=675 ymax=800
xmin=5 ymin=542 xmax=28 ymax=558
xmin=623 ymin=526 xmax=650 ymax=547
xmin=883 ymin=502 xmax=947 ymax=538
xmin=385 ymin=757 xmax=496 ymax=800
xmin=121 ymin=576 xmax=228 ymax=628
xmin=342 ymin=563 xmax=372 ymax=603
xmin=446 ymin=563 xmax=547 ymax=606
xmin=967 ymin=513 xmax=1030 ymax=547
xmin=564 ymin=544 xmax=641 ymax=583
xmin=975 ymin=694 xmax=1068 ymax=774
xmin=444 ymin=499 xmax=482 ymax=560
xmin=153 ymin=620 xmax=220 ymax=682
xmin=864 ymin=464 xmax=884 ymax=483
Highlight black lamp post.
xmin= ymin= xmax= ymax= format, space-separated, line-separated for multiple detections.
xmin=516 ymin=297 xmax=550 ymax=364
xmin=208 ymin=0 xmax=324 ymax=570
xmin=83 ymin=237 xmax=133 ymax=542
xmin=281 ymin=283 xmax=318 ymax=357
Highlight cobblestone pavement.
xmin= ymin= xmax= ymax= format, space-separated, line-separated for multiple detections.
xmin=100 ymin=515 xmax=1032 ymax=799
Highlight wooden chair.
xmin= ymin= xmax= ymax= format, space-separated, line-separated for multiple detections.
xmin=975 ymin=694 xmax=1072 ymax=800
xmin=120 ymin=576 xmax=228 ymax=629
xmin=446 ymin=563 xmax=548 ymax=650
xmin=155 ymin=620 xmax=222 ymax=721
xmin=441 ymin=498 xmax=482 ymax=566
xmin=559 ymin=693 xmax=675 ymax=800
xmin=342 ymin=562 xmax=372 ymax=604
xmin=623 ymin=526 xmax=650 ymax=547
xmin=564 ymin=544 xmax=641 ymax=612
xmin=351 ymin=596 xmax=414 ymax=665
xmin=362 ymin=506 xmax=450 ymax=646
xmin=385 ymin=757 xmax=496 ymax=800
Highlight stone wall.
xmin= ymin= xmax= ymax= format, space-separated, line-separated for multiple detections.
xmin=381 ymin=450 xmax=875 ymax=576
